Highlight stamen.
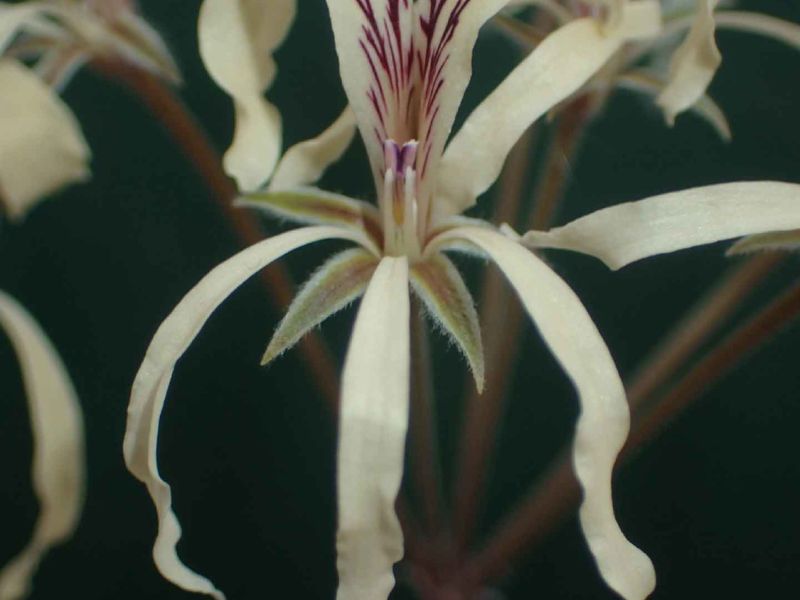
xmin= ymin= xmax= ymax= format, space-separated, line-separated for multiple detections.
xmin=381 ymin=139 xmax=421 ymax=258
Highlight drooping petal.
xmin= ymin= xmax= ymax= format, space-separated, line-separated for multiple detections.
xmin=714 ymin=11 xmax=800 ymax=51
xmin=656 ymin=0 xmax=720 ymax=125
xmin=0 ymin=291 xmax=85 ymax=600
xmin=524 ymin=181 xmax=800 ymax=270
xmin=727 ymin=229 xmax=800 ymax=256
xmin=262 ymin=248 xmax=379 ymax=365
xmin=615 ymin=69 xmax=731 ymax=140
xmin=123 ymin=226 xmax=372 ymax=600
xmin=198 ymin=0 xmax=296 ymax=191
xmin=0 ymin=59 xmax=90 ymax=220
xmin=237 ymin=187 xmax=383 ymax=249
xmin=434 ymin=227 xmax=655 ymax=600
xmin=269 ymin=107 xmax=358 ymax=191
xmin=410 ymin=252 xmax=484 ymax=392
xmin=437 ymin=1 xmax=661 ymax=218
xmin=336 ymin=256 xmax=410 ymax=600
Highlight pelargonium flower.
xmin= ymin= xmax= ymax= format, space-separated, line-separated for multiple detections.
xmin=0 ymin=0 xmax=178 ymax=217
xmin=123 ymin=1 xmax=678 ymax=599
xmin=500 ymin=0 xmax=800 ymax=140
xmin=0 ymin=291 xmax=85 ymax=600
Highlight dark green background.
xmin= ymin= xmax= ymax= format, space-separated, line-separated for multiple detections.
xmin=1 ymin=1 xmax=799 ymax=598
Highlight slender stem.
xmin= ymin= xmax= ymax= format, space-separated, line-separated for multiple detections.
xmin=409 ymin=301 xmax=445 ymax=537
xmin=452 ymin=98 xmax=589 ymax=554
xmin=461 ymin=275 xmax=800 ymax=589
xmin=627 ymin=254 xmax=783 ymax=406
xmin=96 ymin=61 xmax=340 ymax=410
xmin=625 ymin=278 xmax=800 ymax=454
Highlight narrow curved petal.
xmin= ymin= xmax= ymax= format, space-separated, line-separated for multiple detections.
xmin=198 ymin=0 xmax=296 ymax=191
xmin=727 ymin=229 xmax=800 ymax=256
xmin=410 ymin=252 xmax=484 ymax=392
xmin=0 ymin=59 xmax=90 ymax=220
xmin=0 ymin=291 xmax=85 ymax=600
xmin=269 ymin=107 xmax=358 ymax=191
xmin=524 ymin=181 xmax=800 ymax=270
xmin=262 ymin=248 xmax=379 ymax=365
xmin=656 ymin=0 xmax=721 ymax=125
xmin=616 ymin=70 xmax=731 ymax=141
xmin=337 ymin=256 xmax=410 ymax=600
xmin=714 ymin=11 xmax=800 ymax=51
xmin=436 ymin=227 xmax=655 ymax=600
xmin=123 ymin=226 xmax=371 ymax=600
xmin=437 ymin=2 xmax=661 ymax=218
xmin=237 ymin=187 xmax=383 ymax=250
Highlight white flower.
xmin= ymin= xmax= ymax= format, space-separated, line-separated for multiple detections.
xmin=123 ymin=2 xmax=684 ymax=599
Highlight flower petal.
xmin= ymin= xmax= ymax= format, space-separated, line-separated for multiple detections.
xmin=436 ymin=226 xmax=655 ymax=600
xmin=322 ymin=0 xmax=414 ymax=178
xmin=524 ymin=181 xmax=800 ymax=270
xmin=727 ymin=229 xmax=800 ymax=256
xmin=0 ymin=58 xmax=90 ymax=220
xmin=269 ymin=107 xmax=358 ymax=191
xmin=237 ymin=187 xmax=383 ymax=250
xmin=616 ymin=69 xmax=731 ymax=141
xmin=714 ymin=11 xmax=800 ymax=51
xmin=323 ymin=0 xmax=507 ymax=183
xmin=262 ymin=248 xmax=379 ymax=365
xmin=437 ymin=1 xmax=661 ymax=218
xmin=123 ymin=226 xmax=371 ymax=600
xmin=656 ymin=0 xmax=721 ymax=125
xmin=410 ymin=252 xmax=484 ymax=392
xmin=198 ymin=0 xmax=296 ymax=191
xmin=0 ymin=291 xmax=85 ymax=600
xmin=337 ymin=256 xmax=410 ymax=600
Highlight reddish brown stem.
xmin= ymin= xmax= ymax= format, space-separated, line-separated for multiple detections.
xmin=627 ymin=254 xmax=783 ymax=406
xmin=410 ymin=302 xmax=445 ymax=537
xmin=97 ymin=61 xmax=340 ymax=410
xmin=461 ymin=275 xmax=800 ymax=588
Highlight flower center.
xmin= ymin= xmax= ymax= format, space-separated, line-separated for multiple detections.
xmin=381 ymin=139 xmax=422 ymax=259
